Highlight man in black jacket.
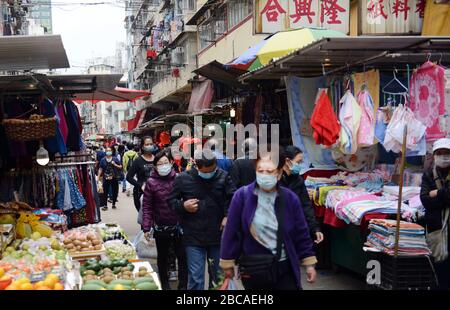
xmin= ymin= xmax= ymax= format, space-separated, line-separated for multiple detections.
xmin=168 ymin=150 xmax=236 ymax=290
xmin=420 ymin=138 xmax=450 ymax=290
xmin=230 ymin=138 xmax=257 ymax=188
xmin=280 ymin=146 xmax=324 ymax=244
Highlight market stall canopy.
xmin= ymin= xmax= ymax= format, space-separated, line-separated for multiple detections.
xmin=72 ymin=86 xmax=151 ymax=103
xmin=239 ymin=36 xmax=450 ymax=82
xmin=193 ymin=61 xmax=246 ymax=88
xmin=246 ymin=28 xmax=347 ymax=72
xmin=0 ymin=35 xmax=69 ymax=71
xmin=126 ymin=109 xmax=146 ymax=132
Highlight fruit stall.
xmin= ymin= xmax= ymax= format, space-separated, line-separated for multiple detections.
xmin=0 ymin=213 xmax=161 ymax=290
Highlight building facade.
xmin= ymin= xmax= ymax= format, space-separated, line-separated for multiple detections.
xmin=1 ymin=0 xmax=29 ymax=36
xmin=27 ymin=0 xmax=52 ymax=34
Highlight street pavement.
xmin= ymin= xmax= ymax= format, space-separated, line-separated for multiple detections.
xmin=100 ymin=190 xmax=366 ymax=290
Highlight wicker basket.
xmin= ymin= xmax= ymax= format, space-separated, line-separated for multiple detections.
xmin=2 ymin=116 xmax=57 ymax=141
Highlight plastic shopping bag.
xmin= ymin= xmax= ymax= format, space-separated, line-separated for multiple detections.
xmin=133 ymin=230 xmax=154 ymax=259
xmin=219 ymin=277 xmax=238 ymax=290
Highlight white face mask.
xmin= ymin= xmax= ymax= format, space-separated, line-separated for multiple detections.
xmin=434 ymin=155 xmax=450 ymax=168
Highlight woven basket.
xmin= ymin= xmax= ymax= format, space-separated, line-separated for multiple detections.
xmin=2 ymin=116 xmax=57 ymax=141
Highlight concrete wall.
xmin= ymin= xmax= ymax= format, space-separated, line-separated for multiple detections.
xmin=151 ymin=63 xmax=196 ymax=103
xmin=197 ymin=17 xmax=266 ymax=67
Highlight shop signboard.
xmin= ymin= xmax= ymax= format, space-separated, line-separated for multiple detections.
xmin=120 ymin=120 xmax=128 ymax=132
xmin=360 ymin=0 xmax=424 ymax=34
xmin=254 ymin=0 xmax=350 ymax=34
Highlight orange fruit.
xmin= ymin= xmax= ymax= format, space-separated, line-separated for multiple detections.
xmin=20 ymin=283 xmax=34 ymax=290
xmin=34 ymin=281 xmax=45 ymax=289
xmin=43 ymin=278 xmax=56 ymax=289
xmin=0 ymin=267 xmax=5 ymax=277
xmin=16 ymin=277 xmax=30 ymax=285
xmin=5 ymin=284 xmax=19 ymax=290
xmin=46 ymin=274 xmax=59 ymax=282
xmin=54 ymin=283 xmax=64 ymax=290
xmin=36 ymin=286 xmax=52 ymax=290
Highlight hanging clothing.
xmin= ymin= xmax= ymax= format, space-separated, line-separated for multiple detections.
xmin=410 ymin=61 xmax=446 ymax=142
xmin=57 ymin=103 xmax=69 ymax=145
xmin=339 ymin=91 xmax=362 ymax=154
xmin=64 ymin=101 xmax=83 ymax=151
xmin=310 ymin=89 xmax=340 ymax=146
xmin=353 ymin=69 xmax=380 ymax=117
xmin=421 ymin=0 xmax=450 ymax=36
xmin=357 ymin=89 xmax=375 ymax=147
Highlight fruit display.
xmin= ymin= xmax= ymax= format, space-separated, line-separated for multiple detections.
xmin=104 ymin=239 xmax=136 ymax=260
xmin=0 ymin=201 xmax=33 ymax=212
xmin=16 ymin=213 xmax=54 ymax=239
xmin=32 ymin=209 xmax=68 ymax=233
xmin=0 ymin=224 xmax=15 ymax=253
xmin=0 ymin=236 xmax=69 ymax=284
xmin=3 ymin=273 xmax=65 ymax=290
xmin=80 ymin=262 xmax=158 ymax=290
xmin=62 ymin=228 xmax=104 ymax=255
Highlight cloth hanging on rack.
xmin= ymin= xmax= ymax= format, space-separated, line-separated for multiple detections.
xmin=57 ymin=103 xmax=69 ymax=145
xmin=339 ymin=91 xmax=362 ymax=154
xmin=64 ymin=101 xmax=83 ymax=151
xmin=357 ymin=89 xmax=375 ymax=147
xmin=374 ymin=107 xmax=392 ymax=143
xmin=310 ymin=89 xmax=340 ymax=146
xmin=353 ymin=69 xmax=380 ymax=116
xmin=42 ymin=98 xmax=67 ymax=155
xmin=410 ymin=61 xmax=446 ymax=142
xmin=421 ymin=0 xmax=450 ymax=36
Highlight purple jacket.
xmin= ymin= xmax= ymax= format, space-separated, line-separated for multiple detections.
xmin=220 ymin=182 xmax=317 ymax=288
xmin=142 ymin=169 xmax=179 ymax=232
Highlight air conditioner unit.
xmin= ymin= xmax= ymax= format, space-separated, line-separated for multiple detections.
xmin=175 ymin=46 xmax=184 ymax=54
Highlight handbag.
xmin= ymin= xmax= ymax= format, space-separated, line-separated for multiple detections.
xmin=426 ymin=168 xmax=450 ymax=262
xmin=237 ymin=187 xmax=286 ymax=289
xmin=153 ymin=224 xmax=182 ymax=238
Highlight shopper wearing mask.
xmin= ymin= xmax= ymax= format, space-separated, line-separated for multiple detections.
xmin=280 ymin=146 xmax=324 ymax=244
xmin=168 ymin=150 xmax=236 ymax=290
xmin=123 ymin=143 xmax=139 ymax=197
xmin=230 ymin=138 xmax=258 ymax=188
xmin=98 ymin=146 xmax=122 ymax=211
xmin=126 ymin=136 xmax=158 ymax=212
xmin=142 ymin=149 xmax=188 ymax=290
xmin=220 ymin=149 xmax=317 ymax=290
xmin=420 ymin=138 xmax=450 ymax=290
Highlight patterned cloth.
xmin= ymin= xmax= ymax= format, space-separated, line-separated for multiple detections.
xmin=250 ymin=188 xmax=287 ymax=260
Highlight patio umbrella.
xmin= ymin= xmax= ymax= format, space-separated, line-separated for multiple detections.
xmin=72 ymin=87 xmax=151 ymax=104
xmin=225 ymin=39 xmax=268 ymax=70
xmin=247 ymin=28 xmax=347 ymax=71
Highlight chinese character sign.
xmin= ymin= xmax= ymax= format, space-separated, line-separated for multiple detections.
xmin=255 ymin=0 xmax=349 ymax=34
xmin=363 ymin=0 xmax=424 ymax=34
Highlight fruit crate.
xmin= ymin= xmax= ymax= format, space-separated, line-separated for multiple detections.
xmin=368 ymin=252 xmax=436 ymax=290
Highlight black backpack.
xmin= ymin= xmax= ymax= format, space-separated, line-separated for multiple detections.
xmin=127 ymin=153 xmax=138 ymax=171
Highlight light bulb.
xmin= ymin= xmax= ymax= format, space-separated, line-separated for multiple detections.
xmin=36 ymin=146 xmax=50 ymax=166
xmin=230 ymin=108 xmax=236 ymax=118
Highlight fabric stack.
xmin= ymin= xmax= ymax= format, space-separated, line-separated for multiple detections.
xmin=366 ymin=219 xmax=430 ymax=256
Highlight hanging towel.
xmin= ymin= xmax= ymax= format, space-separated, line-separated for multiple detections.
xmin=410 ymin=61 xmax=446 ymax=142
xmin=310 ymin=89 xmax=340 ymax=146
xmin=357 ymin=89 xmax=375 ymax=147
xmin=339 ymin=91 xmax=362 ymax=154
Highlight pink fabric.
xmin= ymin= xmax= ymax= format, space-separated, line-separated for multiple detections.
xmin=357 ymin=90 xmax=375 ymax=146
xmin=188 ymin=79 xmax=214 ymax=113
xmin=57 ymin=103 xmax=69 ymax=144
xmin=335 ymin=193 xmax=381 ymax=221
xmin=410 ymin=61 xmax=446 ymax=141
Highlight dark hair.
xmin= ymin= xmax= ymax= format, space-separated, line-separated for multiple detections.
xmin=195 ymin=150 xmax=217 ymax=169
xmin=127 ymin=142 xmax=135 ymax=150
xmin=255 ymin=145 xmax=284 ymax=170
xmin=122 ymin=141 xmax=127 ymax=145
xmin=153 ymin=148 xmax=173 ymax=166
xmin=140 ymin=136 xmax=153 ymax=149
xmin=283 ymin=145 xmax=302 ymax=160
xmin=118 ymin=144 xmax=125 ymax=154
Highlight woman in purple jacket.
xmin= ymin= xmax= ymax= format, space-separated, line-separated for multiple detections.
xmin=220 ymin=150 xmax=317 ymax=290
xmin=142 ymin=149 xmax=188 ymax=290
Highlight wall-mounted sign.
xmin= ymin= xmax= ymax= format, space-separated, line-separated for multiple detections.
xmin=254 ymin=0 xmax=350 ymax=34
xmin=360 ymin=0 xmax=424 ymax=34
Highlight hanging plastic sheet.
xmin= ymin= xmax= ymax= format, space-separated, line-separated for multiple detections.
xmin=188 ymin=79 xmax=214 ymax=113
xmin=285 ymin=76 xmax=336 ymax=171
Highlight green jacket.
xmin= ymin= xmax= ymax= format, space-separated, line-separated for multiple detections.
xmin=122 ymin=150 xmax=139 ymax=173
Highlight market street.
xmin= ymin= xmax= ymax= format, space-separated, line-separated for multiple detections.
xmin=103 ymin=191 xmax=366 ymax=290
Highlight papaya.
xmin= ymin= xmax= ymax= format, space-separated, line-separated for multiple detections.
xmin=84 ymin=280 xmax=107 ymax=288
xmin=110 ymin=279 xmax=133 ymax=286
xmin=107 ymin=284 xmax=132 ymax=290
xmin=81 ymin=283 xmax=104 ymax=290
xmin=16 ymin=222 xmax=33 ymax=238
xmin=0 ymin=214 xmax=16 ymax=225
xmin=135 ymin=282 xmax=158 ymax=290
xmin=133 ymin=277 xmax=154 ymax=285
xmin=31 ymin=222 xmax=53 ymax=237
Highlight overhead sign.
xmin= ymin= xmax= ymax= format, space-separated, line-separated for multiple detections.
xmin=360 ymin=0 xmax=424 ymax=34
xmin=254 ymin=0 xmax=350 ymax=34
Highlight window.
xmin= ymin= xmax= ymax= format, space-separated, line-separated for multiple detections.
xmin=199 ymin=8 xmax=226 ymax=50
xmin=227 ymin=0 xmax=252 ymax=29
xmin=182 ymin=0 xmax=196 ymax=11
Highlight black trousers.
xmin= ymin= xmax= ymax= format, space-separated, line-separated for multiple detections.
xmin=154 ymin=232 xmax=188 ymax=290
xmin=133 ymin=187 xmax=143 ymax=212
xmin=241 ymin=259 xmax=299 ymax=290
xmin=101 ymin=179 xmax=119 ymax=207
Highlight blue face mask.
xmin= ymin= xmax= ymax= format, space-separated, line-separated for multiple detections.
xmin=198 ymin=169 xmax=216 ymax=180
xmin=291 ymin=163 xmax=302 ymax=175
xmin=256 ymin=173 xmax=278 ymax=191
xmin=106 ymin=151 xmax=113 ymax=157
